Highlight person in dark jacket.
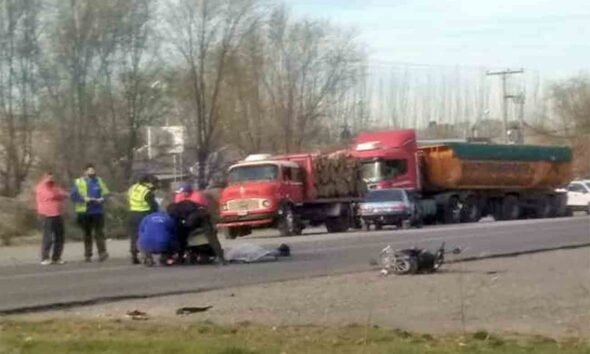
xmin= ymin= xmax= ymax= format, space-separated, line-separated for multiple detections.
xmin=127 ymin=174 xmax=159 ymax=264
xmin=137 ymin=211 xmax=178 ymax=266
xmin=70 ymin=164 xmax=110 ymax=262
xmin=167 ymin=200 xmax=225 ymax=264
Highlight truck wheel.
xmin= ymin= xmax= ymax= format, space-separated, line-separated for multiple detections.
xmin=375 ymin=222 xmax=383 ymax=231
xmin=534 ymin=197 xmax=553 ymax=219
xmin=326 ymin=216 xmax=350 ymax=233
xmin=223 ymin=227 xmax=239 ymax=240
xmin=501 ymin=195 xmax=521 ymax=220
xmin=460 ymin=196 xmax=481 ymax=223
xmin=442 ymin=196 xmax=462 ymax=224
xmin=278 ymin=205 xmax=301 ymax=236
xmin=586 ymin=203 xmax=590 ymax=215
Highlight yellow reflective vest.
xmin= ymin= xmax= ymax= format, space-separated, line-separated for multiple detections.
xmin=73 ymin=177 xmax=110 ymax=213
xmin=128 ymin=183 xmax=152 ymax=212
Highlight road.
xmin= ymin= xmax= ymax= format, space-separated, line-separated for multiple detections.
xmin=0 ymin=216 xmax=588 ymax=314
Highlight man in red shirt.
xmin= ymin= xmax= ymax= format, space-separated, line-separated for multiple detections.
xmin=35 ymin=171 xmax=68 ymax=265
xmin=174 ymin=183 xmax=209 ymax=207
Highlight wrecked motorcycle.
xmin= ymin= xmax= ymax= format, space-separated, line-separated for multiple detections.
xmin=379 ymin=242 xmax=461 ymax=275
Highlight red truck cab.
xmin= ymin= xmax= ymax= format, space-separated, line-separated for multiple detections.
xmin=352 ymin=129 xmax=419 ymax=190
xmin=218 ymin=156 xmax=306 ymax=238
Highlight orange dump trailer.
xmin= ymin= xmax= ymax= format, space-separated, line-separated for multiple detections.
xmin=420 ymin=143 xmax=573 ymax=191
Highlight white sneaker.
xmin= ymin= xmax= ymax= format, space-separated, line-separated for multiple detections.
xmin=53 ymin=259 xmax=66 ymax=265
xmin=40 ymin=259 xmax=52 ymax=266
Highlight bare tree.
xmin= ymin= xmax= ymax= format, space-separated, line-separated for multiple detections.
xmin=166 ymin=0 xmax=263 ymax=188
xmin=0 ymin=0 xmax=41 ymax=196
xmin=263 ymin=7 xmax=363 ymax=152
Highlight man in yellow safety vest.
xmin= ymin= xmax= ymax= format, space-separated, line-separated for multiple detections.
xmin=70 ymin=164 xmax=110 ymax=262
xmin=128 ymin=174 xmax=159 ymax=264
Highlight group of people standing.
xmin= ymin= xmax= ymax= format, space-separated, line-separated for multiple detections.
xmin=34 ymin=163 xmax=223 ymax=266
xmin=36 ymin=164 xmax=109 ymax=265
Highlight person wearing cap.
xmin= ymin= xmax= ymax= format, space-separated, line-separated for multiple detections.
xmin=35 ymin=171 xmax=68 ymax=265
xmin=173 ymin=182 xmax=209 ymax=207
xmin=127 ymin=174 xmax=159 ymax=264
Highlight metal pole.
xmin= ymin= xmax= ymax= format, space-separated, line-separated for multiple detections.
xmin=486 ymin=69 xmax=524 ymax=143
xmin=147 ymin=126 xmax=152 ymax=160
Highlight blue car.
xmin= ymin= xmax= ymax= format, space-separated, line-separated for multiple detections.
xmin=359 ymin=188 xmax=423 ymax=230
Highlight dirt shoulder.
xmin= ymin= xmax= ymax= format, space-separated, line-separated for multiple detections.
xmin=34 ymin=247 xmax=590 ymax=338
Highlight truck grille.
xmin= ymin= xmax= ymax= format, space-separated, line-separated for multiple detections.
xmin=226 ymin=199 xmax=263 ymax=212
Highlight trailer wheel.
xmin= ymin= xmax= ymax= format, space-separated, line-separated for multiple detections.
xmin=374 ymin=222 xmax=383 ymax=231
xmin=501 ymin=195 xmax=521 ymax=220
xmin=460 ymin=196 xmax=481 ymax=223
xmin=278 ymin=205 xmax=301 ymax=236
xmin=441 ymin=196 xmax=462 ymax=224
xmin=534 ymin=196 xmax=554 ymax=219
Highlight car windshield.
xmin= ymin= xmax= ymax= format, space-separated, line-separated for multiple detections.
xmin=365 ymin=189 xmax=405 ymax=203
xmin=361 ymin=159 xmax=407 ymax=183
xmin=228 ymin=165 xmax=278 ymax=184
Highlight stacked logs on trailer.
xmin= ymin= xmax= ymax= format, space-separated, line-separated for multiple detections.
xmin=313 ymin=151 xmax=366 ymax=198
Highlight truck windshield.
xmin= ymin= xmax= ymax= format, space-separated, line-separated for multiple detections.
xmin=361 ymin=159 xmax=408 ymax=183
xmin=228 ymin=165 xmax=278 ymax=184
xmin=365 ymin=189 xmax=405 ymax=202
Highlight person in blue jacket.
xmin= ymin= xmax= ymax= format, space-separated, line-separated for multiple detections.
xmin=70 ymin=163 xmax=110 ymax=262
xmin=137 ymin=211 xmax=178 ymax=266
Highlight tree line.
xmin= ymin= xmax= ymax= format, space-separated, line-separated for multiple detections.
xmin=1 ymin=0 xmax=588 ymax=197
xmin=0 ymin=0 xmax=364 ymax=195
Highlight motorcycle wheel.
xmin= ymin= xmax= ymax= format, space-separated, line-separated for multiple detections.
xmin=391 ymin=256 xmax=418 ymax=275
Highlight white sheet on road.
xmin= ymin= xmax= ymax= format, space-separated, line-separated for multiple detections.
xmin=225 ymin=243 xmax=279 ymax=263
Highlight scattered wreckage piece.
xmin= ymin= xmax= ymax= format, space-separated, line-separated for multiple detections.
xmin=379 ymin=242 xmax=461 ymax=275
xmin=176 ymin=306 xmax=213 ymax=315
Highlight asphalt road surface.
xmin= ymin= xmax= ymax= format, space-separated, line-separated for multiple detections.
xmin=0 ymin=216 xmax=588 ymax=314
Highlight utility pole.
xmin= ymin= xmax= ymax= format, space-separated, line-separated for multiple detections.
xmin=486 ymin=69 xmax=524 ymax=143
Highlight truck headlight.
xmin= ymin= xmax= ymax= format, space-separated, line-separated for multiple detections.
xmin=262 ymin=199 xmax=271 ymax=208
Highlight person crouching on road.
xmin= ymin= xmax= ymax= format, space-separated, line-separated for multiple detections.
xmin=71 ymin=163 xmax=110 ymax=263
xmin=167 ymin=200 xmax=226 ymax=264
xmin=35 ymin=171 xmax=68 ymax=266
xmin=137 ymin=211 xmax=178 ymax=266
xmin=128 ymin=174 xmax=159 ymax=264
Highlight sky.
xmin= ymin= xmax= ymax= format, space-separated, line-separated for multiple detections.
xmin=286 ymin=0 xmax=589 ymax=79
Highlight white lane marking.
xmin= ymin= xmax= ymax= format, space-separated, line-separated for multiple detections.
xmin=0 ymin=265 xmax=139 ymax=281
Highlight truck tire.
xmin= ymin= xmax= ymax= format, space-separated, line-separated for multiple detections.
xmin=534 ymin=197 xmax=554 ymax=219
xmin=325 ymin=206 xmax=351 ymax=233
xmin=441 ymin=196 xmax=462 ymax=224
xmin=587 ymin=203 xmax=590 ymax=215
xmin=460 ymin=196 xmax=481 ymax=223
xmin=501 ymin=195 xmax=521 ymax=220
xmin=223 ymin=227 xmax=239 ymax=240
xmin=278 ymin=205 xmax=301 ymax=237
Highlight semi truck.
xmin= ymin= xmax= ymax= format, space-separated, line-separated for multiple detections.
xmin=352 ymin=129 xmax=573 ymax=224
xmin=217 ymin=153 xmax=363 ymax=239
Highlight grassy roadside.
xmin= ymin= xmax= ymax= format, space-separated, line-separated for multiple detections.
xmin=0 ymin=319 xmax=588 ymax=354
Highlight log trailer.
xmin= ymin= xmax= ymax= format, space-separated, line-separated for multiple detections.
xmin=352 ymin=129 xmax=573 ymax=224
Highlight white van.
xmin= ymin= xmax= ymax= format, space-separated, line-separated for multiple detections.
xmin=565 ymin=180 xmax=590 ymax=214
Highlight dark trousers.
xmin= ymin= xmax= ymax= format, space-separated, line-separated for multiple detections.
xmin=77 ymin=213 xmax=107 ymax=259
xmin=128 ymin=211 xmax=150 ymax=258
xmin=40 ymin=216 xmax=65 ymax=261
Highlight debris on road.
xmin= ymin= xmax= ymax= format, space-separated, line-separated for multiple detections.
xmin=126 ymin=310 xmax=149 ymax=320
xmin=379 ymin=242 xmax=460 ymax=275
xmin=176 ymin=306 xmax=213 ymax=315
